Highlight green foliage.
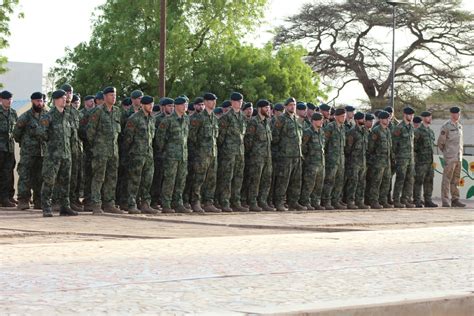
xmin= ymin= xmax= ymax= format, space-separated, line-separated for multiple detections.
xmin=0 ymin=0 xmax=21 ymax=79
xmin=425 ymin=84 xmax=474 ymax=104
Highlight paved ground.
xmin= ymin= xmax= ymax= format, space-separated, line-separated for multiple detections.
xmin=0 ymin=205 xmax=473 ymax=314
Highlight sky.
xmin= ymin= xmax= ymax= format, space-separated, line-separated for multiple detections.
xmin=3 ymin=0 xmax=473 ymax=105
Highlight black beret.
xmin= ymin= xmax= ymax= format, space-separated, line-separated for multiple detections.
xmin=242 ymin=102 xmax=253 ymax=111
xmin=365 ymin=113 xmax=375 ymax=121
xmin=403 ymin=106 xmax=415 ymax=115
xmin=0 ymin=90 xmax=13 ymax=99
xmin=179 ymin=95 xmax=189 ymax=102
xmin=334 ymin=108 xmax=346 ymax=116
xmin=374 ymin=110 xmax=381 ymax=117
xmin=160 ymin=97 xmax=174 ymax=106
xmin=60 ymin=83 xmax=72 ymax=92
xmin=274 ymin=103 xmax=284 ymax=111
xmin=450 ymin=106 xmax=460 ymax=113
xmin=285 ymin=97 xmax=296 ymax=105
xmin=71 ymin=94 xmax=80 ymax=102
xmin=103 ymin=86 xmax=116 ymax=94
xmin=42 ymin=93 xmax=47 ymax=101
xmin=174 ymin=97 xmax=187 ymax=105
xmin=203 ymin=93 xmax=217 ymax=100
xmin=345 ymin=105 xmax=355 ymax=112
xmin=84 ymin=95 xmax=95 ymax=101
xmin=130 ymin=90 xmax=144 ymax=99
xmin=307 ymin=102 xmax=316 ymax=110
xmin=221 ymin=100 xmax=231 ymax=108
xmin=52 ymin=89 xmax=66 ymax=99
xmin=194 ymin=97 xmax=204 ymax=104
xmin=330 ymin=108 xmax=335 ymax=115
xmin=413 ymin=116 xmax=422 ymax=124
xmin=252 ymin=108 xmax=258 ymax=116
xmin=378 ymin=110 xmax=390 ymax=119
xmin=312 ymin=112 xmax=323 ymax=121
xmin=95 ymin=91 xmax=104 ymax=100
xmin=230 ymin=92 xmax=243 ymax=101
xmin=319 ymin=103 xmax=331 ymax=111
xmin=121 ymin=97 xmax=132 ymax=106
xmin=30 ymin=92 xmax=43 ymax=100
xmin=152 ymin=104 xmax=160 ymax=112
xmin=256 ymin=99 xmax=270 ymax=107
xmin=354 ymin=112 xmax=365 ymax=120
xmin=188 ymin=103 xmax=195 ymax=111
xmin=213 ymin=107 xmax=223 ymax=114
xmin=141 ymin=95 xmax=154 ymax=104
xmin=296 ymin=102 xmax=307 ymax=110
xmin=384 ymin=106 xmax=394 ymax=113
xmin=420 ymin=111 xmax=431 ymax=117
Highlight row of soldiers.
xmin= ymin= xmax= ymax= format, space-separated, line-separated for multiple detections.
xmin=0 ymin=85 xmax=465 ymax=217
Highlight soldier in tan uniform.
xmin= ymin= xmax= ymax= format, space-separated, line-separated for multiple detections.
xmin=437 ymin=106 xmax=465 ymax=207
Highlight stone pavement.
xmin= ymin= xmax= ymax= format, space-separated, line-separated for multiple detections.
xmin=0 ymin=206 xmax=473 ymax=314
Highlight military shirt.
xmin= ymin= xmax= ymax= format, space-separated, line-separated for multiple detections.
xmin=345 ymin=124 xmax=368 ymax=165
xmin=13 ymin=108 xmax=46 ymax=156
xmin=392 ymin=121 xmax=414 ymax=160
xmin=0 ymin=106 xmax=17 ymax=152
xmin=414 ymin=123 xmax=435 ymax=164
xmin=78 ymin=107 xmax=95 ymax=146
xmin=272 ymin=111 xmax=303 ymax=158
xmin=218 ymin=109 xmax=246 ymax=156
xmin=244 ymin=114 xmax=272 ymax=159
xmin=368 ymin=125 xmax=392 ymax=163
xmin=37 ymin=106 xmax=72 ymax=160
xmin=188 ymin=109 xmax=219 ymax=158
xmin=323 ymin=121 xmax=345 ymax=165
xmin=437 ymin=120 xmax=463 ymax=163
xmin=123 ymin=110 xmax=155 ymax=158
xmin=86 ymin=105 xmax=121 ymax=158
xmin=302 ymin=126 xmax=325 ymax=165
xmin=155 ymin=111 xmax=189 ymax=161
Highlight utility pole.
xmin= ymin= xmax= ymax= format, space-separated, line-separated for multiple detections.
xmin=158 ymin=0 xmax=167 ymax=97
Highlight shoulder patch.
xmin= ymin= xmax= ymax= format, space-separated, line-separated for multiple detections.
xmin=275 ymin=120 xmax=283 ymax=128
xmin=90 ymin=113 xmax=98 ymax=121
xmin=372 ymin=133 xmax=378 ymax=141
xmin=303 ymin=135 xmax=310 ymax=142
xmin=16 ymin=120 xmax=26 ymax=128
xmin=440 ymin=131 xmax=445 ymax=135
xmin=393 ymin=129 xmax=401 ymax=136
xmin=40 ymin=118 xmax=49 ymax=127
xmin=159 ymin=122 xmax=167 ymax=129
xmin=325 ymin=131 xmax=332 ymax=138
xmin=248 ymin=125 xmax=256 ymax=134
xmin=126 ymin=121 xmax=134 ymax=129
xmin=191 ymin=119 xmax=200 ymax=127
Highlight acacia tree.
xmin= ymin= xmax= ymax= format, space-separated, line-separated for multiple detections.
xmin=274 ymin=0 xmax=474 ymax=108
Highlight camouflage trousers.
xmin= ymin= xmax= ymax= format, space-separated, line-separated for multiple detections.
xmin=161 ymin=159 xmax=187 ymax=208
xmin=91 ymin=155 xmax=118 ymax=205
xmin=299 ymin=162 xmax=325 ymax=206
xmin=246 ymin=156 xmax=272 ymax=207
xmin=274 ymin=157 xmax=302 ymax=206
xmin=0 ymin=151 xmax=15 ymax=199
xmin=150 ymin=153 xmax=163 ymax=206
xmin=322 ymin=161 xmax=344 ymax=204
xmin=182 ymin=155 xmax=195 ymax=206
xmin=41 ymin=156 xmax=71 ymax=209
xmin=116 ymin=148 xmax=129 ymax=205
xmin=127 ymin=155 xmax=154 ymax=208
xmin=70 ymin=148 xmax=82 ymax=203
xmin=441 ymin=160 xmax=461 ymax=204
xmin=367 ymin=163 xmax=391 ymax=204
xmin=17 ymin=154 xmax=43 ymax=204
xmin=413 ymin=162 xmax=434 ymax=204
xmin=240 ymin=153 xmax=251 ymax=206
xmin=393 ymin=158 xmax=414 ymax=203
xmin=82 ymin=149 xmax=93 ymax=204
xmin=190 ymin=155 xmax=217 ymax=204
xmin=216 ymin=153 xmax=245 ymax=207
xmin=344 ymin=163 xmax=367 ymax=204
xmin=267 ymin=156 xmax=278 ymax=206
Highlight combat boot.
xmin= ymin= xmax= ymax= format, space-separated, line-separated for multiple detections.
xmin=139 ymin=202 xmax=159 ymax=214
xmin=249 ymin=204 xmax=263 ymax=212
xmin=33 ymin=200 xmax=42 ymax=210
xmin=275 ymin=203 xmax=288 ymax=212
xmin=203 ymin=203 xmax=221 ymax=213
xmin=161 ymin=207 xmax=175 ymax=213
xmin=191 ymin=202 xmax=205 ymax=213
xmin=345 ymin=202 xmax=358 ymax=210
xmin=1 ymin=198 xmax=16 ymax=207
xmin=312 ymin=204 xmax=325 ymax=210
xmin=71 ymin=201 xmax=84 ymax=212
xmin=322 ymin=201 xmax=334 ymax=210
xmin=17 ymin=199 xmax=30 ymax=210
xmin=42 ymin=207 xmax=53 ymax=217
xmin=232 ymin=204 xmax=249 ymax=212
xmin=221 ymin=205 xmax=233 ymax=212
xmin=127 ymin=206 xmax=140 ymax=215
xmin=119 ymin=202 xmax=128 ymax=212
xmin=103 ymin=203 xmax=124 ymax=214
xmin=424 ymin=200 xmax=438 ymax=208
xmin=403 ymin=201 xmax=415 ymax=208
xmin=52 ymin=203 xmax=61 ymax=212
xmin=414 ymin=201 xmax=424 ymax=208
xmin=175 ymin=205 xmax=192 ymax=213
xmin=90 ymin=204 xmax=102 ymax=214
xmin=393 ymin=201 xmax=405 ymax=208
xmin=259 ymin=203 xmax=275 ymax=212
xmin=452 ymin=199 xmax=466 ymax=207
xmin=82 ymin=200 xmax=93 ymax=212
xmin=288 ymin=202 xmax=307 ymax=211
xmin=381 ymin=201 xmax=393 ymax=208
xmin=332 ymin=201 xmax=346 ymax=210
xmin=370 ymin=202 xmax=383 ymax=209
xmin=356 ymin=202 xmax=370 ymax=209
xmin=183 ymin=203 xmax=191 ymax=210
xmin=302 ymin=204 xmax=315 ymax=211
xmin=59 ymin=206 xmax=78 ymax=216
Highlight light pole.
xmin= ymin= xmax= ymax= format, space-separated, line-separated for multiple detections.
xmin=386 ymin=0 xmax=408 ymax=108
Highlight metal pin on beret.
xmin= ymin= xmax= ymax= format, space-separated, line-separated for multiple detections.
xmin=203 ymin=93 xmax=217 ymax=101
xmin=121 ymin=97 xmax=132 ymax=106
xmin=345 ymin=105 xmax=355 ymax=112
xmin=334 ymin=108 xmax=346 ymax=116
xmin=103 ymin=86 xmax=116 ymax=94
xmin=403 ymin=106 xmax=415 ymax=115
xmin=221 ymin=100 xmax=231 ymax=108
xmin=319 ymin=103 xmax=331 ymax=111
xmin=230 ymin=92 xmax=243 ymax=101
xmin=378 ymin=110 xmax=390 ymax=119
xmin=312 ymin=112 xmax=323 ymax=121
xmin=84 ymin=95 xmax=95 ymax=101
xmin=354 ymin=111 xmax=365 ymax=120
xmin=256 ymin=99 xmax=270 ymax=107
xmin=296 ymin=102 xmax=307 ymax=110
xmin=0 ymin=90 xmax=13 ymax=99
xmin=450 ymin=106 xmax=460 ymax=113
xmin=60 ymin=83 xmax=73 ymax=92
xmin=285 ymin=97 xmax=296 ymax=105
xmin=365 ymin=113 xmax=375 ymax=121
xmin=52 ymin=89 xmax=66 ymax=99
xmin=30 ymin=92 xmax=43 ymax=100
xmin=413 ymin=116 xmax=422 ymax=124
xmin=160 ymin=97 xmax=174 ymax=106
xmin=420 ymin=111 xmax=431 ymax=117
xmin=130 ymin=90 xmax=144 ymax=99
xmin=274 ymin=103 xmax=284 ymax=111
xmin=174 ymin=97 xmax=187 ymax=105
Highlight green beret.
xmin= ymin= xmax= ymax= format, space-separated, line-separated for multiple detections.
xmin=354 ymin=112 xmax=365 ymax=120
xmin=213 ymin=107 xmax=223 ymax=114
xmin=345 ymin=105 xmax=355 ymax=112
xmin=221 ymin=100 xmax=231 ymax=108
xmin=334 ymin=108 xmax=346 ymax=116
xmin=242 ymin=102 xmax=253 ymax=111
xmin=274 ymin=103 xmax=284 ymax=111
xmin=378 ymin=110 xmax=390 ymax=119
xmin=30 ymin=92 xmax=43 ymax=100
xmin=403 ymin=106 xmax=415 ymax=115
xmin=413 ymin=116 xmax=422 ymax=124
xmin=52 ymin=89 xmax=66 ymax=99
xmin=365 ymin=113 xmax=375 ymax=121
xmin=420 ymin=111 xmax=431 ymax=117
xmin=152 ymin=104 xmax=160 ymax=112
xmin=312 ymin=112 xmax=323 ymax=121
xmin=103 ymin=86 xmax=116 ymax=94
xmin=130 ymin=90 xmax=144 ymax=99
xmin=319 ymin=103 xmax=331 ymax=111
xmin=256 ymin=99 xmax=270 ymax=107
xmin=60 ymin=83 xmax=72 ymax=92
xmin=141 ymin=95 xmax=154 ymax=104
xmin=296 ymin=102 xmax=307 ymax=110
xmin=122 ymin=97 xmax=132 ymax=106
xmin=84 ymin=95 xmax=95 ymax=101
xmin=95 ymin=91 xmax=104 ymax=100
xmin=450 ymin=106 xmax=460 ymax=113
xmin=230 ymin=92 xmax=243 ymax=101
xmin=179 ymin=95 xmax=189 ymax=102
xmin=307 ymin=102 xmax=316 ymax=110
xmin=174 ymin=97 xmax=187 ymax=105
xmin=159 ymin=97 xmax=174 ymax=106
xmin=203 ymin=93 xmax=217 ymax=101
xmin=194 ymin=97 xmax=204 ymax=104
xmin=0 ymin=90 xmax=13 ymax=99
xmin=285 ymin=97 xmax=296 ymax=105
xmin=71 ymin=94 xmax=80 ymax=102
xmin=384 ymin=106 xmax=394 ymax=113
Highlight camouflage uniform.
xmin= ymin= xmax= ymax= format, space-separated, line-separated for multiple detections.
xmin=155 ymin=112 xmax=189 ymax=210
xmin=78 ymin=107 xmax=96 ymax=207
xmin=122 ymin=110 xmax=155 ymax=210
xmin=367 ymin=124 xmax=392 ymax=206
xmin=392 ymin=121 xmax=415 ymax=206
xmin=322 ymin=121 xmax=345 ymax=208
xmin=272 ymin=112 xmax=303 ymax=209
xmin=216 ymin=110 xmax=247 ymax=210
xmin=182 ymin=112 xmax=198 ymax=207
xmin=413 ymin=123 xmax=435 ymax=206
xmin=150 ymin=111 xmax=168 ymax=207
xmin=13 ymin=108 xmax=46 ymax=207
xmin=86 ymin=105 xmax=121 ymax=208
xmin=300 ymin=125 xmax=325 ymax=209
xmin=67 ymin=106 xmax=83 ymax=206
xmin=37 ymin=107 xmax=72 ymax=209
xmin=244 ymin=114 xmax=272 ymax=210
xmin=0 ymin=105 xmax=17 ymax=205
xmin=344 ymin=124 xmax=368 ymax=207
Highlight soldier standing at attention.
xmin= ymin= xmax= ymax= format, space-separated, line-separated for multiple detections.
xmin=242 ymin=102 xmax=253 ymax=120
xmin=122 ymin=95 xmax=158 ymax=214
xmin=216 ymin=92 xmax=248 ymax=212
xmin=267 ymin=102 xmax=284 ymax=207
xmin=413 ymin=111 xmax=438 ymax=208
xmin=78 ymin=95 xmax=96 ymax=210
xmin=364 ymin=113 xmax=375 ymax=205
xmin=0 ymin=90 xmax=17 ymax=207
xmin=272 ymin=97 xmax=305 ymax=212
xmin=86 ymin=86 xmax=123 ymax=214
xmin=437 ymin=106 xmax=465 ymax=207
xmin=413 ymin=116 xmax=422 ymax=128
xmin=37 ymin=90 xmax=77 ymax=217
xmin=344 ymin=105 xmax=355 ymax=131
xmin=13 ymin=92 xmax=46 ymax=210
xmin=155 ymin=97 xmax=190 ymax=213
xmin=94 ymin=91 xmax=105 ymax=107
xmin=319 ymin=103 xmax=331 ymax=127
xmin=299 ymin=112 xmax=325 ymax=210
xmin=367 ymin=111 xmax=392 ymax=209
xmin=392 ymin=106 xmax=416 ymax=208
xmin=188 ymin=93 xmax=221 ymax=213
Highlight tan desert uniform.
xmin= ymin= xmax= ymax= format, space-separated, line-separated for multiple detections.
xmin=437 ymin=120 xmax=463 ymax=205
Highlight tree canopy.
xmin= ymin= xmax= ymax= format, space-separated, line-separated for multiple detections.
xmin=274 ymin=0 xmax=474 ymax=108
xmin=0 ymin=0 xmax=21 ymax=80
